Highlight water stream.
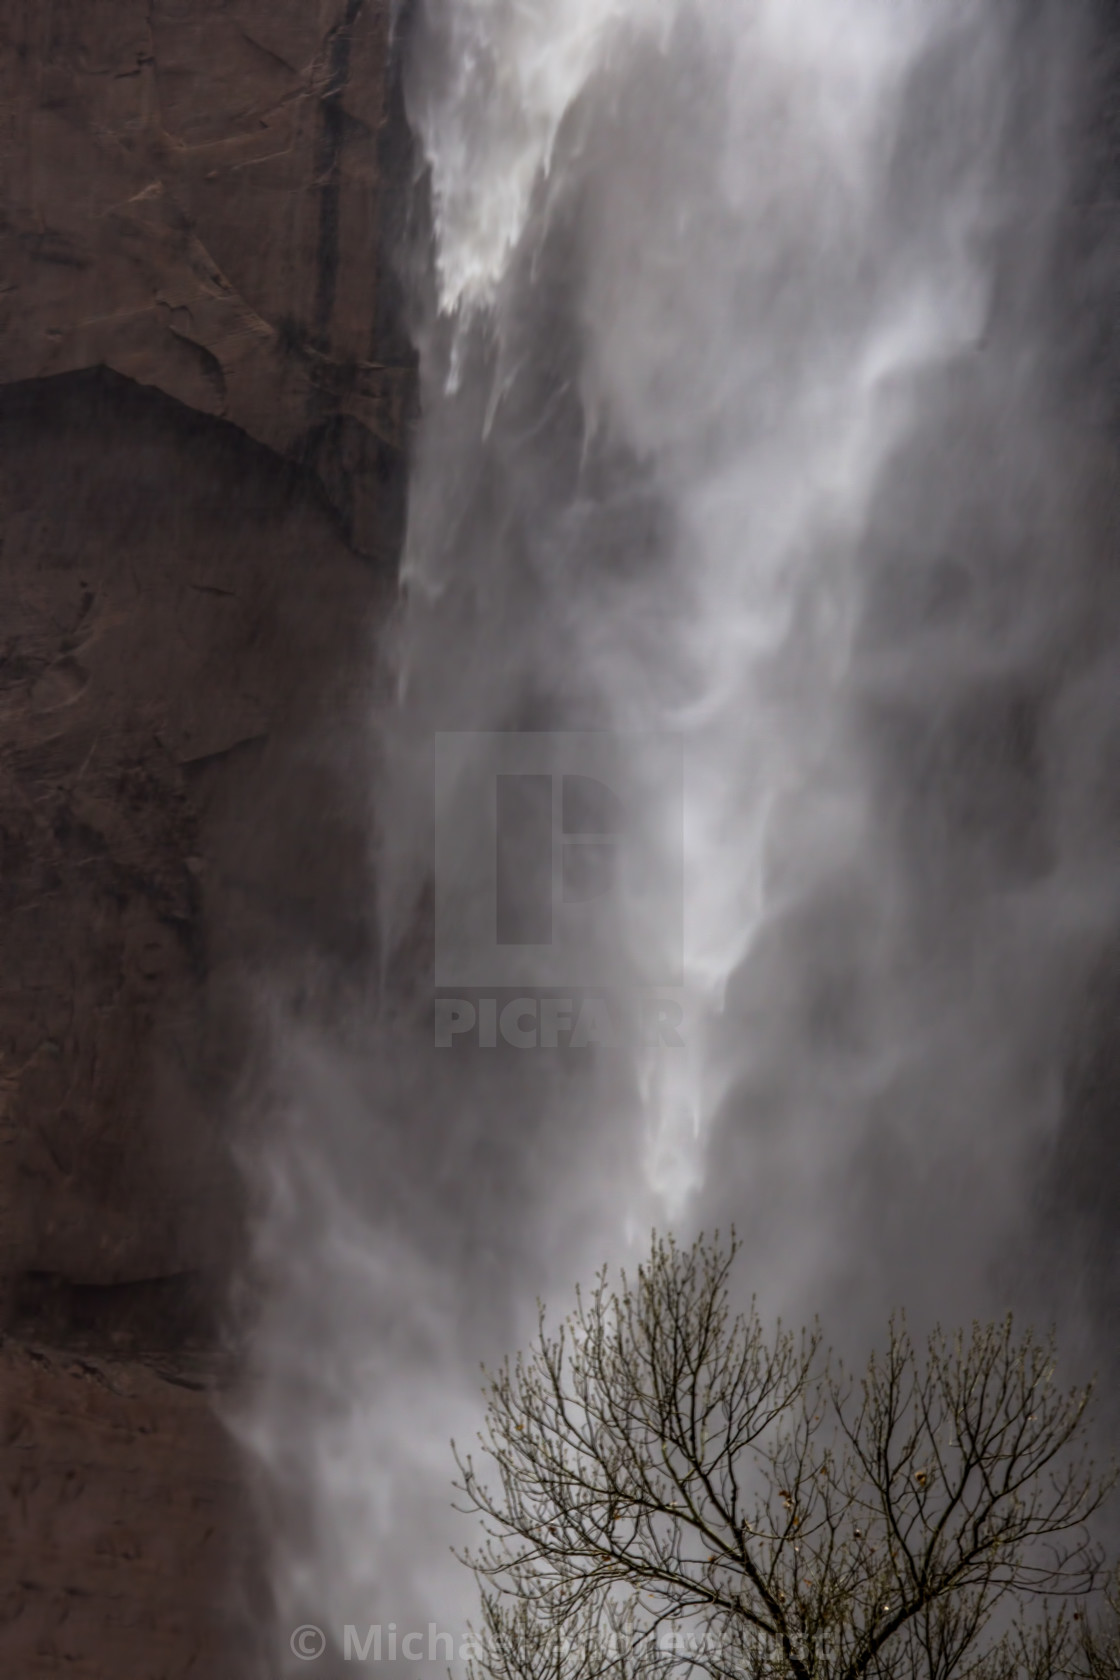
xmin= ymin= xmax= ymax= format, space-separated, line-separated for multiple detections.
xmin=242 ymin=3 xmax=1120 ymax=1671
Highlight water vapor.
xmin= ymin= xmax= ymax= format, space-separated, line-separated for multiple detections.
xmin=240 ymin=4 xmax=1119 ymax=1672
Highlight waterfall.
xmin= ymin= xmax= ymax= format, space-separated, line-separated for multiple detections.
xmin=241 ymin=2 xmax=1119 ymax=1673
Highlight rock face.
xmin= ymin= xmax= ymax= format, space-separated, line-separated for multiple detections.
xmin=0 ymin=0 xmax=412 ymax=554
xmin=2 ymin=1340 xmax=255 ymax=1679
xmin=0 ymin=4 xmax=406 ymax=1674
xmin=0 ymin=369 xmax=383 ymax=1292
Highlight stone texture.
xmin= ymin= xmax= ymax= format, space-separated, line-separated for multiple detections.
xmin=0 ymin=362 xmax=390 ymax=1674
xmin=0 ymin=2 xmax=408 ymax=1656
xmin=0 ymin=1338 xmax=257 ymax=1679
xmin=0 ymin=0 xmax=413 ymax=555
xmin=0 ymin=368 xmax=383 ymax=1289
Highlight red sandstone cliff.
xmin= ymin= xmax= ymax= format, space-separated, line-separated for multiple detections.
xmin=0 ymin=4 xmax=407 ymax=1673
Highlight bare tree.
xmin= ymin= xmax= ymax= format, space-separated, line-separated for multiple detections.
xmin=454 ymin=1235 xmax=1117 ymax=1680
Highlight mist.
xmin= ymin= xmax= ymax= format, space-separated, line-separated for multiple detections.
xmin=236 ymin=3 xmax=1120 ymax=1673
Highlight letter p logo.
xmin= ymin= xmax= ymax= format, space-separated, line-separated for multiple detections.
xmin=435 ymin=733 xmax=682 ymax=991
xmin=495 ymin=773 xmax=628 ymax=947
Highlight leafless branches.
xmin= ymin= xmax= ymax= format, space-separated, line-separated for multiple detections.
xmin=454 ymin=1234 xmax=1117 ymax=1680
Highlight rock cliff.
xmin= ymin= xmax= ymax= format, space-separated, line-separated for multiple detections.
xmin=0 ymin=4 xmax=407 ymax=1673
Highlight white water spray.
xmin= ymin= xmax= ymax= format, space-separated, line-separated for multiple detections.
xmin=242 ymin=3 xmax=1119 ymax=1674
xmin=403 ymin=0 xmax=1016 ymax=1210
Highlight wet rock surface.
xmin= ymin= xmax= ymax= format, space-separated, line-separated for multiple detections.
xmin=0 ymin=364 xmax=387 ymax=1675
xmin=1 ymin=1339 xmax=255 ymax=1679
xmin=0 ymin=0 xmax=412 ymax=555
xmin=0 ymin=4 xmax=405 ymax=1667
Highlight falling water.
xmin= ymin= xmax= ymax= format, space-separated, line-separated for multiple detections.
xmin=240 ymin=2 xmax=1120 ymax=1674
